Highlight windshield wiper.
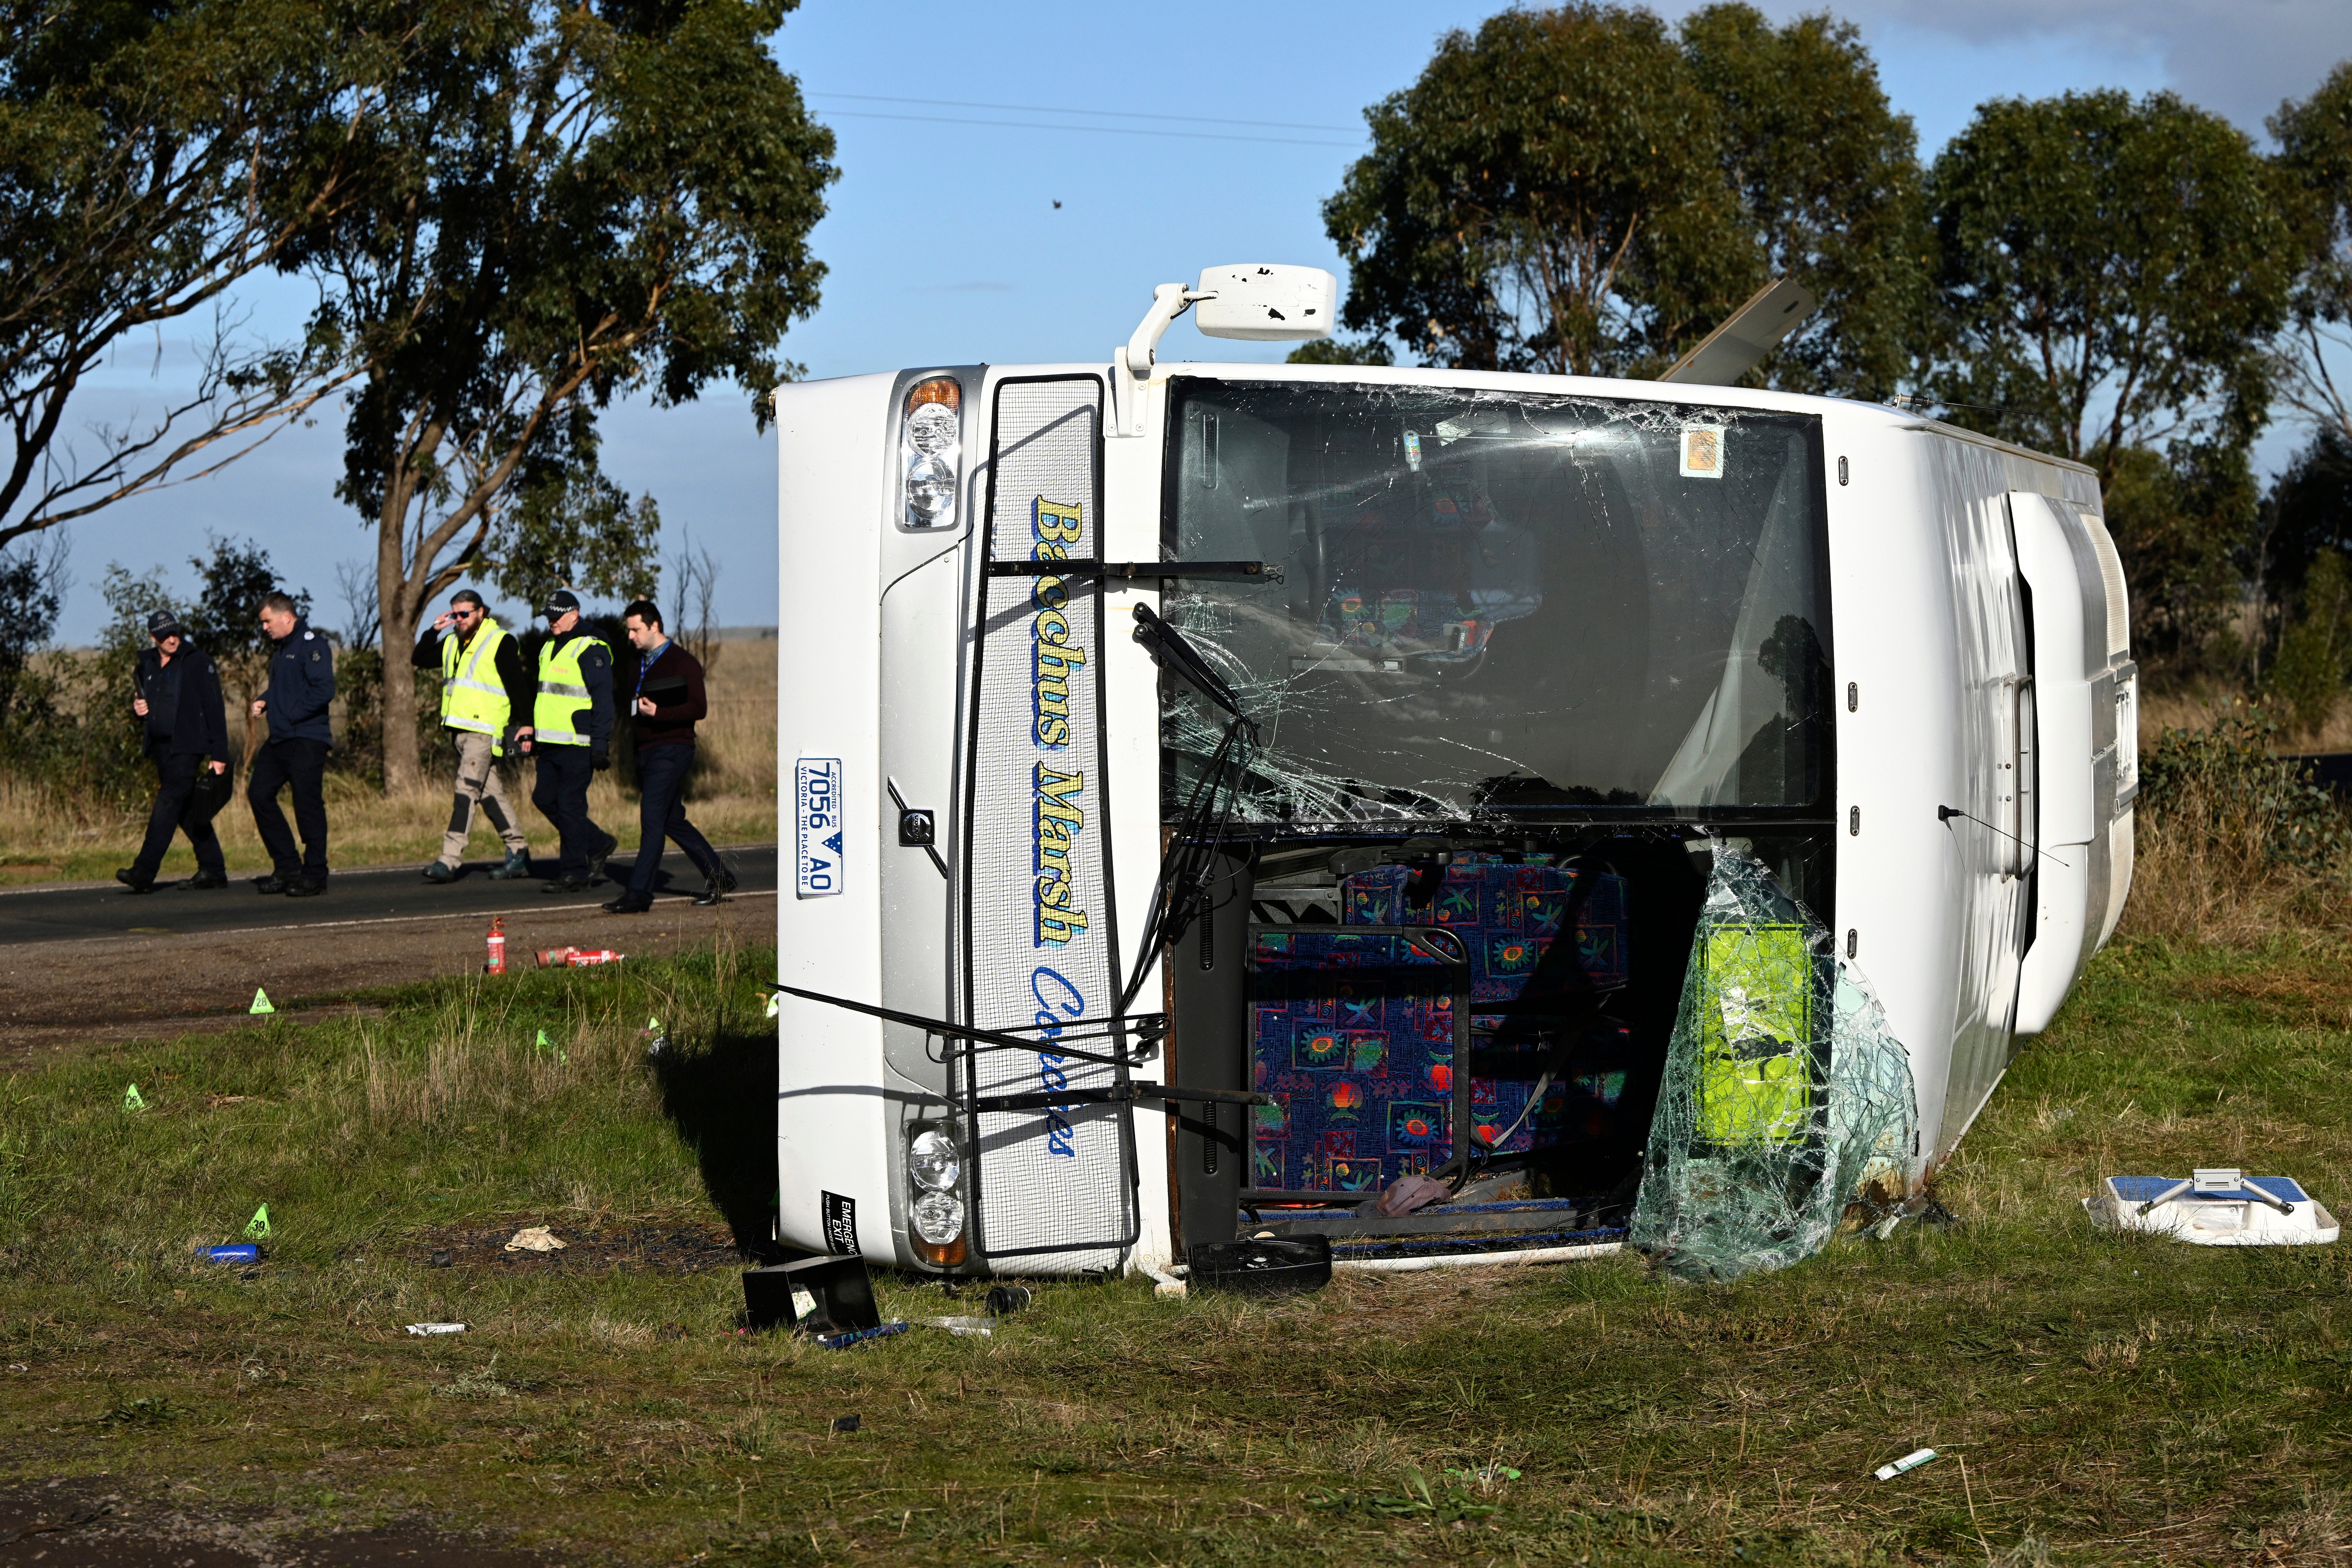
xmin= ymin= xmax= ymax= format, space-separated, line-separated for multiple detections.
xmin=1131 ymin=602 xmax=1255 ymax=738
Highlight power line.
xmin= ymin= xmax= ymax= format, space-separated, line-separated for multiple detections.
xmin=818 ymin=108 xmax=1361 ymax=149
xmin=808 ymin=90 xmax=1359 ymax=136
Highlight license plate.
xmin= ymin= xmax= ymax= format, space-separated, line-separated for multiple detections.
xmin=795 ymin=758 xmax=844 ymax=898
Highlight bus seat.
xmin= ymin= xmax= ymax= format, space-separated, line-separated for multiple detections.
xmin=1245 ymin=856 xmax=1631 ymax=1195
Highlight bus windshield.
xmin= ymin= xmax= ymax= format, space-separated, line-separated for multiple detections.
xmin=1160 ymin=377 xmax=1831 ymax=825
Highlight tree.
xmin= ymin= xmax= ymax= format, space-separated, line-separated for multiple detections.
xmin=1925 ymin=91 xmax=2293 ymax=481
xmin=1285 ymin=337 xmax=1394 ymax=367
xmin=1324 ymin=3 xmax=1740 ymax=377
xmin=0 ymin=0 xmax=373 ymax=549
xmin=1320 ymin=3 xmax=1925 ymax=389
xmin=2099 ymin=442 xmax=2254 ymax=667
xmin=1678 ymin=6 xmax=1928 ymax=399
xmin=299 ymin=0 xmax=834 ymax=791
xmin=2266 ymin=429 xmax=2352 ymax=602
xmin=2271 ymin=63 xmax=2352 ymax=455
xmin=2266 ymin=549 xmax=2351 ymax=739
xmin=0 ymin=534 xmax=67 ymax=737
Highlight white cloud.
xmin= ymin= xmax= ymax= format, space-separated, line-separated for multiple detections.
xmin=1829 ymin=0 xmax=2352 ymax=135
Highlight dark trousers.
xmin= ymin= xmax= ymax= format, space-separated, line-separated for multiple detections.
xmin=625 ymin=742 xmax=723 ymax=898
xmin=248 ymin=736 xmax=329 ymax=880
xmin=530 ymin=746 xmax=606 ymax=878
xmin=131 ymin=751 xmax=227 ymax=883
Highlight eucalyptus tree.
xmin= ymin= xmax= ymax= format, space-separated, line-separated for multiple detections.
xmin=299 ymin=0 xmax=835 ymax=790
xmin=1320 ymin=2 xmax=1926 ymax=390
xmin=1679 ymin=5 xmax=1927 ymax=399
xmin=1925 ymin=89 xmax=2292 ymax=483
xmin=2272 ymin=63 xmax=2352 ymax=454
xmin=0 ymin=0 xmax=370 ymax=549
xmin=1324 ymin=3 xmax=1738 ymax=377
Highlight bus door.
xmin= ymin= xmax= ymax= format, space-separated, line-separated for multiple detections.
xmin=958 ymin=374 xmax=1137 ymax=1272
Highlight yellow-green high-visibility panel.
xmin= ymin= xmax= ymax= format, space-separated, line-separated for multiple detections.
xmin=1693 ymin=923 xmax=1813 ymax=1147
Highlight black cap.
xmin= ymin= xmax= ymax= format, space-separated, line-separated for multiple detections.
xmin=146 ymin=608 xmax=188 ymax=640
xmin=542 ymin=588 xmax=581 ymax=619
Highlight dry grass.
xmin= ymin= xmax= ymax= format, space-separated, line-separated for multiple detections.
xmin=2120 ymin=679 xmax=2352 ymax=947
xmin=2123 ymin=787 xmax=2352 ymax=948
xmin=0 ymin=638 xmax=777 ymax=883
xmin=2142 ymin=682 xmax=2352 ymax=754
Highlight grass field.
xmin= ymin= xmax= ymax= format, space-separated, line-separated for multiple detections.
xmin=4 ymin=923 xmax=2350 ymax=1564
xmin=0 ymin=641 xmax=779 ymax=884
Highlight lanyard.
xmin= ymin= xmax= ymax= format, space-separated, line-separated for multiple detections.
xmin=636 ymin=640 xmax=670 ymax=703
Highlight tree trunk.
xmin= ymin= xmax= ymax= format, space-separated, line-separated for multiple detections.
xmin=377 ymin=494 xmax=423 ymax=794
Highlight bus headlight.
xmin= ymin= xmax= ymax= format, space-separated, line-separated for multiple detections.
xmin=904 ymin=456 xmax=956 ymax=522
xmin=906 ymin=1123 xmax=968 ymax=1265
xmin=899 ymin=377 xmax=961 ymax=528
xmin=910 ymin=1190 xmax=965 ymax=1245
xmin=906 ymin=401 xmax=958 ymax=454
xmin=909 ymin=1128 xmax=960 ymax=1192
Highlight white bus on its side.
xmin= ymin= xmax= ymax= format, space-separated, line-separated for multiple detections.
xmin=770 ymin=265 xmax=2136 ymax=1279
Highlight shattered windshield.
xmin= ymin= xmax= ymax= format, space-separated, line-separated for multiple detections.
xmin=1160 ymin=378 xmax=1830 ymax=824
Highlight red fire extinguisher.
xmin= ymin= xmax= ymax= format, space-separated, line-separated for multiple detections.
xmin=485 ymin=916 xmax=507 ymax=975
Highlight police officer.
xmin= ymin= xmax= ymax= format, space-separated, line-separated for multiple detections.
xmin=247 ymin=590 xmax=335 ymax=896
xmin=117 ymin=608 xmax=230 ymax=893
xmin=412 ymin=588 xmax=533 ymax=882
xmin=515 ymin=588 xmax=618 ymax=892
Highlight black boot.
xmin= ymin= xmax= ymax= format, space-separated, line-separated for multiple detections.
xmin=114 ymin=868 xmax=154 ymax=894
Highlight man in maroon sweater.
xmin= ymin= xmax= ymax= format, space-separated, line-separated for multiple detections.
xmin=605 ymin=599 xmax=736 ymax=913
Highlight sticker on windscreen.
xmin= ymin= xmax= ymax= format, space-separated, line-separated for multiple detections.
xmin=1680 ymin=424 xmax=1727 ymax=479
xmin=795 ymin=757 xmax=844 ymax=898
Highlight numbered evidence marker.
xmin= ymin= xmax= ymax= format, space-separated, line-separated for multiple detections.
xmin=123 ymin=1083 xmax=148 ymax=1112
xmin=245 ymin=1204 xmax=272 ymax=1240
xmin=250 ymin=987 xmax=275 ymax=1015
xmin=795 ymin=757 xmax=845 ymax=898
xmin=765 ymin=991 xmax=782 ymax=1019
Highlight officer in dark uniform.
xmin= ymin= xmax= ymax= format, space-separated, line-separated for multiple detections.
xmin=515 ymin=589 xmax=618 ymax=892
xmin=117 ymin=608 xmax=231 ymax=892
xmin=247 ymin=590 xmax=336 ymax=896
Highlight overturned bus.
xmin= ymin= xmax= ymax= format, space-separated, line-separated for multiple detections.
xmin=771 ymin=265 xmax=2137 ymax=1281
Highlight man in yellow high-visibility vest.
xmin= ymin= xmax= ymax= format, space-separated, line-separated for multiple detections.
xmin=514 ymin=588 xmax=618 ymax=893
xmin=411 ymin=588 xmax=534 ymax=882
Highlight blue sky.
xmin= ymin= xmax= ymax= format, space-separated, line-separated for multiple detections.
xmin=41 ymin=0 xmax=2351 ymax=640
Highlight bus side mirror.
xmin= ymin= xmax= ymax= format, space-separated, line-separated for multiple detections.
xmin=1191 ymin=264 xmax=1336 ymax=342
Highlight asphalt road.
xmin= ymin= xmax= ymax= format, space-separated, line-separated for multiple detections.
xmin=0 ymin=843 xmax=777 ymax=947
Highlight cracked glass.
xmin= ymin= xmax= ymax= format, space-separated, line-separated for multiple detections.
xmin=1160 ymin=378 xmax=1831 ymax=825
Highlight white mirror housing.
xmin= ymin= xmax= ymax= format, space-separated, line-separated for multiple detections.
xmin=1191 ymin=264 xmax=1336 ymax=342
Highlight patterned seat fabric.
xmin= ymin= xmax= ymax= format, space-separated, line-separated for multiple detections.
xmin=1248 ymin=855 xmax=1631 ymax=1194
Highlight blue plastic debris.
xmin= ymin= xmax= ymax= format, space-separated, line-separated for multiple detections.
xmin=815 ymin=1321 xmax=909 ymax=1351
xmin=200 ymin=1244 xmax=262 ymax=1264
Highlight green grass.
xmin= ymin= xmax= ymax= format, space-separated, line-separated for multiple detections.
xmin=4 ymin=935 xmax=2351 ymax=1564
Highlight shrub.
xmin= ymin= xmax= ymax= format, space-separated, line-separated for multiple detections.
xmin=2137 ymin=704 xmax=2348 ymax=875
